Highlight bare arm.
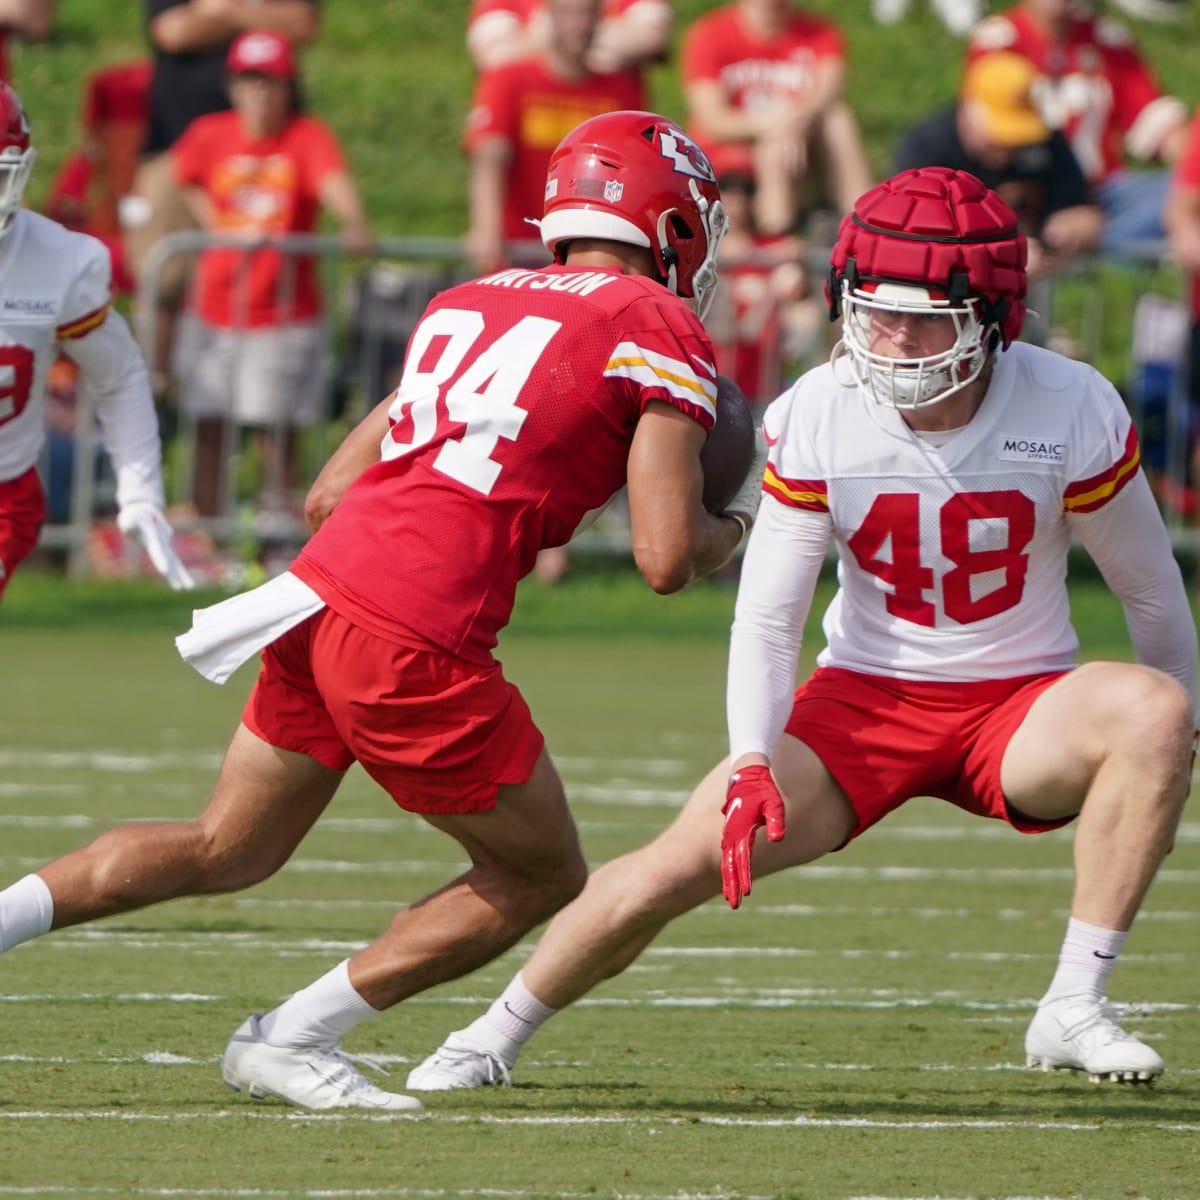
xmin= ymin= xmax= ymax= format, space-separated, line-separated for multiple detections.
xmin=318 ymin=169 xmax=373 ymax=255
xmin=466 ymin=8 xmax=547 ymax=72
xmin=586 ymin=0 xmax=671 ymax=73
xmin=1041 ymin=204 xmax=1105 ymax=258
xmin=626 ymin=401 xmax=744 ymax=593
xmin=687 ymin=56 xmax=844 ymax=146
xmin=1165 ymin=181 xmax=1200 ymax=271
xmin=304 ymin=396 xmax=392 ymax=533
xmin=150 ymin=0 xmax=318 ymax=54
xmin=465 ymin=134 xmax=511 ymax=272
xmin=0 ymin=0 xmax=54 ymax=39
xmin=178 ymin=180 xmax=214 ymax=229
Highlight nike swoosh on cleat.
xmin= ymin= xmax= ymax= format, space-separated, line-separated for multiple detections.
xmin=1093 ymin=951 xmax=1117 ymax=959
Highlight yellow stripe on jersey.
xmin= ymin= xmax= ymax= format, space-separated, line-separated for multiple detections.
xmin=57 ymin=302 xmax=110 ymax=341
xmin=763 ymin=465 xmax=829 ymax=511
xmin=604 ymin=341 xmax=717 ymax=422
xmin=1062 ymin=425 xmax=1141 ymax=514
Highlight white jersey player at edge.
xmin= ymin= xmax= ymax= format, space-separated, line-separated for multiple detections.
xmin=0 ymin=82 xmax=191 ymax=597
xmin=407 ymin=166 xmax=1197 ymax=1091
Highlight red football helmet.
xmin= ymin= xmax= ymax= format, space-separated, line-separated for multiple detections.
xmin=0 ymin=83 xmax=34 ymax=236
xmin=827 ymin=167 xmax=1027 ymax=409
xmin=539 ymin=110 xmax=728 ymax=316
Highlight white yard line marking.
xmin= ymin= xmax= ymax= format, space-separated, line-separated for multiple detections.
xmin=0 ymin=1187 xmax=774 ymax=1200
xmin=30 ymin=929 xmax=1186 ymax=966
xmin=0 ymin=1110 xmax=1196 ymax=1135
xmin=0 ymin=990 xmax=1190 ymax=1014
xmin=3 ymin=1051 xmax=1196 ymax=1076
xmin=9 ymin=857 xmax=1200 ymax=883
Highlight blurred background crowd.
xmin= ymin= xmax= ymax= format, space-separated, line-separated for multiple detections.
xmin=7 ymin=0 xmax=1200 ymax=584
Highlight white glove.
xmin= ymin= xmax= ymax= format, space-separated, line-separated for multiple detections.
xmin=117 ymin=501 xmax=196 ymax=591
xmin=722 ymin=426 xmax=770 ymax=528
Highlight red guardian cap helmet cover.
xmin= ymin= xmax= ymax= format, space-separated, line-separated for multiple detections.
xmin=827 ymin=167 xmax=1028 ymax=409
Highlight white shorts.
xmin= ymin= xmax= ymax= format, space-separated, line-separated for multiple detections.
xmin=179 ymin=318 xmax=328 ymax=427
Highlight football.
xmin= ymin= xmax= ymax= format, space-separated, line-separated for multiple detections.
xmin=700 ymin=373 xmax=757 ymax=513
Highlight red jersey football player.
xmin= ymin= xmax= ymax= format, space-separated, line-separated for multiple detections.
xmin=0 ymin=110 xmax=768 ymax=1112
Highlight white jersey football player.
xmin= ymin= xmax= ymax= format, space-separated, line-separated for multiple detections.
xmin=0 ymin=82 xmax=191 ymax=597
xmin=407 ymin=166 xmax=1197 ymax=1091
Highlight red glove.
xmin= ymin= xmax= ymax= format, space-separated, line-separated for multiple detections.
xmin=721 ymin=764 xmax=787 ymax=910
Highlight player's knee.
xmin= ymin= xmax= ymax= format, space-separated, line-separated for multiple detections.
xmin=505 ymin=852 xmax=588 ymax=928
xmin=1118 ymin=669 xmax=1194 ymax=758
xmin=191 ymin=822 xmax=290 ymax=893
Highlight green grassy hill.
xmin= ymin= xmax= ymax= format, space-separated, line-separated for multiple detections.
xmin=13 ymin=1 xmax=1200 ymax=241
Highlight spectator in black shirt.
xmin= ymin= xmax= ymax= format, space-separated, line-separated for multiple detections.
xmin=894 ymin=52 xmax=1102 ymax=276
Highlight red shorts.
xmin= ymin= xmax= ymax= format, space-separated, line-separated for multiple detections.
xmin=784 ymin=666 xmax=1071 ymax=841
xmin=243 ymin=607 xmax=544 ymax=815
xmin=0 ymin=468 xmax=45 ymax=600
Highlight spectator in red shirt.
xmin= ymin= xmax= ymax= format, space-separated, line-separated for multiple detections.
xmin=171 ymin=30 xmax=370 ymax=518
xmin=703 ymin=171 xmax=818 ymax=415
xmin=125 ymin=0 xmax=320 ymax=391
xmin=43 ymin=59 xmax=152 ymax=297
xmin=464 ymin=0 xmax=645 ymax=583
xmin=466 ymin=0 xmax=670 ymax=80
xmin=966 ymin=0 xmax=1189 ymax=259
xmin=462 ymin=0 xmax=643 ymax=275
xmin=679 ymin=0 xmax=873 ymax=240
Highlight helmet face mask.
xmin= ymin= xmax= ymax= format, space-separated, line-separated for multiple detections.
xmin=0 ymin=83 xmax=34 ymax=238
xmin=840 ymin=281 xmax=989 ymax=410
xmin=827 ymin=167 xmax=1027 ymax=411
xmin=539 ymin=110 xmax=728 ymax=318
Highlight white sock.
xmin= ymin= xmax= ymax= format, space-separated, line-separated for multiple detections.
xmin=258 ymin=959 xmax=380 ymax=1048
xmin=1041 ymin=917 xmax=1128 ymax=1003
xmin=0 ymin=874 xmax=54 ymax=954
xmin=460 ymin=971 xmax=558 ymax=1065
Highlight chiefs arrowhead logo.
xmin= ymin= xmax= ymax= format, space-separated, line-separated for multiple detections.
xmin=656 ymin=129 xmax=716 ymax=184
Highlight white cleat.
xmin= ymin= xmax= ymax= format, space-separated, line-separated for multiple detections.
xmin=1024 ymin=996 xmax=1164 ymax=1085
xmin=406 ymin=1031 xmax=513 ymax=1091
xmin=222 ymin=1015 xmax=423 ymax=1111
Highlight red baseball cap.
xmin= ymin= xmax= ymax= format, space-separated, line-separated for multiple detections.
xmin=227 ymin=31 xmax=295 ymax=79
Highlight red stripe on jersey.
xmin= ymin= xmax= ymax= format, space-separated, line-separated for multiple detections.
xmin=764 ymin=465 xmax=828 ymax=511
xmin=1063 ymin=424 xmax=1140 ymax=514
xmin=56 ymin=302 xmax=109 ymax=341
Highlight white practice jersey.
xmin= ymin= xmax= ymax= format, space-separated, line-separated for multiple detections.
xmin=761 ymin=343 xmax=1143 ymax=681
xmin=0 ymin=209 xmax=164 ymax=509
xmin=0 ymin=209 xmax=120 ymax=480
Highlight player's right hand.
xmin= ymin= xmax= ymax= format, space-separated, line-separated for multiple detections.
xmin=721 ymin=764 xmax=786 ymax=910
xmin=117 ymin=501 xmax=196 ymax=592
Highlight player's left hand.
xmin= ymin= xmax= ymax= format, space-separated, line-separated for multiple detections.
xmin=117 ymin=501 xmax=196 ymax=591
xmin=722 ymin=426 xmax=769 ymax=531
xmin=721 ymin=763 xmax=786 ymax=910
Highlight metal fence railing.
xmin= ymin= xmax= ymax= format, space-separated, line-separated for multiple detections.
xmin=35 ymin=234 xmax=1200 ymax=581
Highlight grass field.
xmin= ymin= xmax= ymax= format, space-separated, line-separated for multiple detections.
xmin=0 ymin=571 xmax=1197 ymax=1200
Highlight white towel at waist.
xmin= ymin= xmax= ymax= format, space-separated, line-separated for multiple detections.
xmin=175 ymin=570 xmax=326 ymax=684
